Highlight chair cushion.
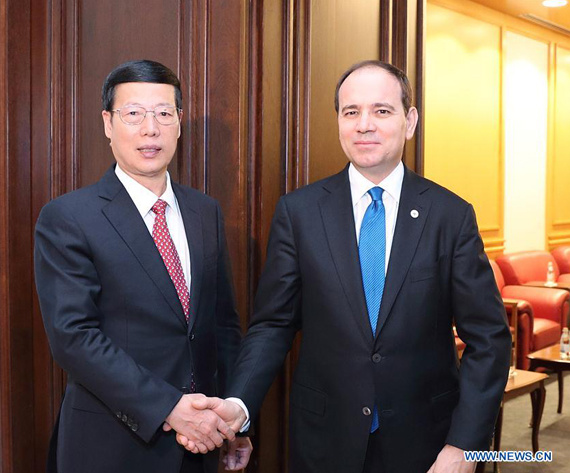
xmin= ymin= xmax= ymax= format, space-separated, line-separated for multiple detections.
xmin=557 ymin=273 xmax=570 ymax=284
xmin=489 ymin=260 xmax=505 ymax=291
xmin=496 ymin=251 xmax=559 ymax=285
xmin=533 ymin=318 xmax=561 ymax=351
xmin=552 ymin=246 xmax=570 ymax=274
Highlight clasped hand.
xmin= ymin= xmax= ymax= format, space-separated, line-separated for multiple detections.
xmin=164 ymin=394 xmax=252 ymax=470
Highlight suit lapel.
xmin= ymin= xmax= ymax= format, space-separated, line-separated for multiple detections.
xmin=375 ymin=167 xmax=431 ymax=338
xmin=173 ymin=184 xmax=203 ymax=334
xmin=319 ymin=168 xmax=373 ymax=343
xmin=98 ymin=167 xmax=188 ymax=328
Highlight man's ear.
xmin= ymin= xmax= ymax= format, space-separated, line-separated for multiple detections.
xmin=405 ymin=107 xmax=418 ymax=140
xmin=102 ymin=110 xmax=113 ymax=139
xmin=177 ymin=110 xmax=183 ymax=138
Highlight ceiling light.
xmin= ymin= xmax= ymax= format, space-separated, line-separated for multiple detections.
xmin=542 ymin=0 xmax=568 ymax=7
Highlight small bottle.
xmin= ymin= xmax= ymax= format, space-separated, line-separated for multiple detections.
xmin=546 ymin=261 xmax=556 ymax=287
xmin=561 ymin=327 xmax=570 ymax=360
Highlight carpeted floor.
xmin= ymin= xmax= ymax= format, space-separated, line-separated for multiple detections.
xmin=480 ymin=371 xmax=570 ymax=472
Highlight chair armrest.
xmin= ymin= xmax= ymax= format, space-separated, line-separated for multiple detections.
xmin=502 ymin=285 xmax=568 ymax=326
xmin=501 ymin=297 xmax=533 ymax=370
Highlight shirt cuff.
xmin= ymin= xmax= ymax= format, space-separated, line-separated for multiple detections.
xmin=225 ymin=397 xmax=250 ymax=432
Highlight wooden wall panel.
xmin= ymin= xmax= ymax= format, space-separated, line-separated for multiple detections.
xmin=246 ymin=1 xmax=425 ymax=471
xmin=548 ymin=45 xmax=570 ymax=247
xmin=247 ymin=1 xmax=287 ymax=470
xmin=2 ymin=1 xmax=40 ymax=471
xmin=308 ymin=0 xmax=381 ymax=183
xmin=0 ymin=0 xmax=424 ymax=471
xmin=77 ymin=0 xmax=182 ymax=187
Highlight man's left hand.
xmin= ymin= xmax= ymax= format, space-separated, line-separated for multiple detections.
xmin=221 ymin=437 xmax=253 ymax=470
xmin=427 ymin=444 xmax=476 ymax=473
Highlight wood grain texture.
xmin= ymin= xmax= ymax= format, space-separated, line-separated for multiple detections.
xmin=0 ymin=1 xmax=424 ymax=471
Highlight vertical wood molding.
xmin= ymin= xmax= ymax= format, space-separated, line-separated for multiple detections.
xmin=379 ymin=0 xmax=424 ymax=173
xmin=2 ymin=1 xmax=36 ymax=471
xmin=283 ymin=0 xmax=311 ymax=194
xmin=282 ymin=0 xmax=293 ymax=193
xmin=392 ymin=0 xmax=408 ymax=71
xmin=176 ymin=0 xmax=191 ymax=187
xmin=247 ymin=0 xmax=263 ymax=317
xmin=380 ymin=0 xmax=393 ymax=62
xmin=0 ymin=0 xmax=10 ymax=469
xmin=187 ymin=0 xmax=208 ymax=192
xmin=414 ymin=0 xmax=425 ymax=174
xmin=31 ymin=0 xmax=58 ymax=468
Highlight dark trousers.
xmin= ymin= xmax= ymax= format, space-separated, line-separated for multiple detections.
xmin=362 ymin=431 xmax=382 ymax=473
xmin=180 ymin=452 xmax=204 ymax=473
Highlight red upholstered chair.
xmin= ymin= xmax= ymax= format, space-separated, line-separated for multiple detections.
xmin=496 ymin=250 xmax=570 ymax=285
xmin=552 ymin=246 xmax=570 ymax=275
xmin=455 ymin=262 xmax=528 ymax=368
xmin=490 ymin=260 xmax=569 ymax=369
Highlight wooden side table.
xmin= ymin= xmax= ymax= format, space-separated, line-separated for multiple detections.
xmin=528 ymin=344 xmax=570 ymax=413
xmin=480 ymin=370 xmax=548 ymax=473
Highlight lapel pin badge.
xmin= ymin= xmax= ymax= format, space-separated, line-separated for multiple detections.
xmin=410 ymin=209 xmax=419 ymax=219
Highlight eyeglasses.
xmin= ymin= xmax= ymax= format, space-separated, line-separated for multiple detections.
xmin=111 ymin=105 xmax=182 ymax=126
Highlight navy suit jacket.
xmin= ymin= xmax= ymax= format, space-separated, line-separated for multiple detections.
xmin=35 ymin=166 xmax=242 ymax=473
xmin=228 ymin=164 xmax=511 ymax=473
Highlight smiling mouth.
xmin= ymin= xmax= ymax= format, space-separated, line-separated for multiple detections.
xmin=138 ymin=147 xmax=162 ymax=157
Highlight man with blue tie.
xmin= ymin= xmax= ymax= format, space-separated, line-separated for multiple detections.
xmin=184 ymin=60 xmax=511 ymax=472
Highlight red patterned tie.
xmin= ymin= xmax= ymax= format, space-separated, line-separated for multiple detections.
xmin=151 ymin=199 xmax=190 ymax=322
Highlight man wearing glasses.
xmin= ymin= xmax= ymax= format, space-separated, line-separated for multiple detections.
xmin=34 ymin=60 xmax=251 ymax=473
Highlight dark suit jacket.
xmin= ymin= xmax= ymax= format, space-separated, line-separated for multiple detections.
xmin=34 ymin=166 xmax=242 ymax=473
xmin=228 ymin=165 xmax=511 ymax=473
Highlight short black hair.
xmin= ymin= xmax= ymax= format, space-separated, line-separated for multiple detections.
xmin=101 ymin=60 xmax=182 ymax=111
xmin=334 ymin=60 xmax=412 ymax=114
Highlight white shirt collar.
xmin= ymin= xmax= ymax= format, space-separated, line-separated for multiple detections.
xmin=114 ymin=164 xmax=177 ymax=217
xmin=348 ymin=161 xmax=404 ymax=206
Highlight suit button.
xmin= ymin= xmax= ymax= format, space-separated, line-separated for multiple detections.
xmin=362 ymin=407 xmax=372 ymax=416
xmin=189 ymin=332 xmax=195 ymax=341
xmin=372 ymin=353 xmax=382 ymax=363
xmin=131 ymin=423 xmax=139 ymax=432
xmin=121 ymin=414 xmax=128 ymax=423
xmin=116 ymin=411 xmax=122 ymax=419
xmin=181 ymin=386 xmax=190 ymax=394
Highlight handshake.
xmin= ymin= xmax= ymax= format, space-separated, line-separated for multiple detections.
xmin=163 ymin=394 xmax=252 ymax=470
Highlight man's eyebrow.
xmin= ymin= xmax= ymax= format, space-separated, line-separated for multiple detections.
xmin=121 ymin=102 xmax=176 ymax=107
xmin=340 ymin=104 xmax=359 ymax=113
xmin=372 ymin=102 xmax=396 ymax=111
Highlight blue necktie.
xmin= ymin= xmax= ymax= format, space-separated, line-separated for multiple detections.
xmin=358 ymin=186 xmax=385 ymax=433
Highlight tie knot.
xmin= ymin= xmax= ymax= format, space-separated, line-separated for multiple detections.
xmin=152 ymin=199 xmax=168 ymax=216
xmin=368 ymin=187 xmax=383 ymax=202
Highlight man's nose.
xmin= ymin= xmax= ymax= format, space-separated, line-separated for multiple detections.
xmin=356 ymin=112 xmax=374 ymax=133
xmin=140 ymin=112 xmax=160 ymax=135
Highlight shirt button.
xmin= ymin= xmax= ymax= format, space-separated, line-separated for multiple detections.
xmin=362 ymin=407 xmax=372 ymax=416
xmin=372 ymin=353 xmax=382 ymax=363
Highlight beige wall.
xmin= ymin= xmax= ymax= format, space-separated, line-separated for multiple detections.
xmin=426 ymin=0 xmax=570 ymax=256
xmin=425 ymin=2 xmax=503 ymax=255
xmin=503 ymin=31 xmax=548 ymax=253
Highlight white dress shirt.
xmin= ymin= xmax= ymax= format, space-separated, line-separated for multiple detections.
xmin=349 ymin=161 xmax=404 ymax=273
xmin=115 ymin=165 xmax=191 ymax=290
